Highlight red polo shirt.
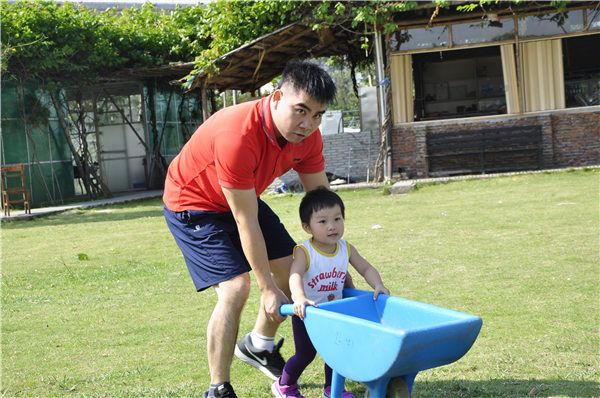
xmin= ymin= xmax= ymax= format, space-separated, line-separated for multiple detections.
xmin=163 ymin=94 xmax=325 ymax=212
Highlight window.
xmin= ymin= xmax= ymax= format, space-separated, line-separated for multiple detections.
xmin=563 ymin=34 xmax=600 ymax=107
xmin=452 ymin=18 xmax=515 ymax=45
xmin=389 ymin=6 xmax=600 ymax=123
xmin=413 ymin=47 xmax=506 ymax=121
xmin=586 ymin=8 xmax=600 ymax=31
xmin=518 ymin=11 xmax=585 ymax=38
xmin=389 ymin=26 xmax=449 ymax=51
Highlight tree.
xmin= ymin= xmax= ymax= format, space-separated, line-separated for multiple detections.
xmin=4 ymin=0 xmax=567 ymax=191
xmin=1 ymin=1 xmax=210 ymax=80
xmin=187 ymin=1 xmax=423 ymax=181
xmin=1 ymin=0 xmax=211 ymax=198
xmin=185 ymin=1 xmax=309 ymax=85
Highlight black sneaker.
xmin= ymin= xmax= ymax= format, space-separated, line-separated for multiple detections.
xmin=203 ymin=382 xmax=237 ymax=398
xmin=234 ymin=333 xmax=285 ymax=380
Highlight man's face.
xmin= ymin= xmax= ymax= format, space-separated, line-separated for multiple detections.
xmin=271 ymin=84 xmax=328 ymax=145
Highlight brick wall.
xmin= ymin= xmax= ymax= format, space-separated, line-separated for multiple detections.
xmin=322 ymin=130 xmax=381 ymax=181
xmin=276 ymin=130 xmax=381 ymax=189
xmin=550 ymin=110 xmax=600 ymax=167
xmin=391 ymin=107 xmax=600 ymax=178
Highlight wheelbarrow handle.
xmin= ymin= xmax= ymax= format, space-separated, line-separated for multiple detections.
xmin=279 ymin=304 xmax=295 ymax=316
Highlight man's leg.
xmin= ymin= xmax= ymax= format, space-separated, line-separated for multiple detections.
xmin=208 ymin=272 xmax=250 ymax=384
xmin=234 ymin=255 xmax=292 ymax=380
xmin=163 ymin=206 xmax=252 ymax=397
xmin=235 ymin=199 xmax=295 ymax=379
xmin=253 ymin=255 xmax=293 ymax=337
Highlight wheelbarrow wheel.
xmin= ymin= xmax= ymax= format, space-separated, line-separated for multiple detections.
xmin=363 ymin=377 xmax=411 ymax=398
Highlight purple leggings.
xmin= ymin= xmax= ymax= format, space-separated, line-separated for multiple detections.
xmin=280 ymin=315 xmax=333 ymax=387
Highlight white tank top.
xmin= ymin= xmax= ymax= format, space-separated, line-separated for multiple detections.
xmin=294 ymin=238 xmax=350 ymax=304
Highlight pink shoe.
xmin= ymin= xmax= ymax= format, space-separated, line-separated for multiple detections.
xmin=323 ymin=385 xmax=355 ymax=398
xmin=272 ymin=378 xmax=305 ymax=398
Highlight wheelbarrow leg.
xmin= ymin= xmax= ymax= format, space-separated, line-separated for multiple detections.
xmin=364 ymin=377 xmax=391 ymax=398
xmin=331 ymin=371 xmax=346 ymax=398
xmin=403 ymin=373 xmax=417 ymax=396
xmin=363 ymin=373 xmax=417 ymax=398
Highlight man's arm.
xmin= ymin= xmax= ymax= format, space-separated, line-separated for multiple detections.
xmin=298 ymin=171 xmax=329 ymax=192
xmin=221 ymin=186 xmax=288 ymax=322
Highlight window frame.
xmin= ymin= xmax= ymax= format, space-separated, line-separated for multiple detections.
xmin=388 ymin=6 xmax=600 ymax=124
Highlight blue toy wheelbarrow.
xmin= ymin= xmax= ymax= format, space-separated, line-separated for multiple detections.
xmin=280 ymin=289 xmax=482 ymax=398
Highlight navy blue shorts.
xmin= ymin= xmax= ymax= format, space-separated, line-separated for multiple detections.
xmin=164 ymin=198 xmax=296 ymax=292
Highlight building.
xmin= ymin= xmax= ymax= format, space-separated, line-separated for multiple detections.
xmin=2 ymin=1 xmax=598 ymax=207
xmin=386 ymin=1 xmax=599 ymax=178
xmin=0 ymin=77 xmax=202 ymax=204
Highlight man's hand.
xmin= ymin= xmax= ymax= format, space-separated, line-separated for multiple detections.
xmin=222 ymin=186 xmax=288 ymax=323
xmin=262 ymin=285 xmax=290 ymax=323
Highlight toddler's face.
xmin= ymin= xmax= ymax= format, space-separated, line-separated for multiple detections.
xmin=303 ymin=204 xmax=345 ymax=251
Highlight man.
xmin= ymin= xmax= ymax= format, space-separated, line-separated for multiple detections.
xmin=163 ymin=61 xmax=337 ymax=398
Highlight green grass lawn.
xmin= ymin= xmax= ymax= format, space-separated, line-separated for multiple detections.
xmin=2 ymin=169 xmax=599 ymax=397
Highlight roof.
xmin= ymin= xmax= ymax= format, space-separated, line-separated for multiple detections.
xmin=188 ymin=22 xmax=366 ymax=92
xmin=79 ymin=1 xmax=599 ymax=92
xmin=118 ymin=21 xmax=366 ymax=93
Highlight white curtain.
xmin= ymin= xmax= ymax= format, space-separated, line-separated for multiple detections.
xmin=390 ymin=54 xmax=414 ymax=123
xmin=500 ymin=44 xmax=521 ymax=114
xmin=520 ymin=39 xmax=565 ymax=111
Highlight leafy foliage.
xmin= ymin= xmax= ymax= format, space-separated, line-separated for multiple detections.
xmin=307 ymin=1 xmax=419 ymax=59
xmin=456 ymin=3 xmax=480 ymax=12
xmin=187 ymin=1 xmax=309 ymax=80
xmin=1 ymin=1 xmax=210 ymax=83
xmin=2 ymin=0 xmax=571 ymax=86
xmin=186 ymin=1 xmax=424 ymax=87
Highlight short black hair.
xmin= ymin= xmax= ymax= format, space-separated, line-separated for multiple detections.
xmin=278 ymin=60 xmax=337 ymax=104
xmin=299 ymin=186 xmax=345 ymax=224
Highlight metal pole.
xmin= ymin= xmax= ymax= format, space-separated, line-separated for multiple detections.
xmin=347 ymin=147 xmax=352 ymax=183
xmin=374 ymin=28 xmax=389 ymax=180
xmin=367 ymin=130 xmax=371 ymax=183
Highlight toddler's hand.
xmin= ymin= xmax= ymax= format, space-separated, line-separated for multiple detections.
xmin=373 ymin=284 xmax=390 ymax=300
xmin=293 ymin=297 xmax=318 ymax=320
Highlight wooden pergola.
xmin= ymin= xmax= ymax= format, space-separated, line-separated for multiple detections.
xmin=114 ymin=21 xmax=366 ymax=119
xmin=109 ymin=19 xmax=386 ymax=175
xmin=182 ymin=21 xmax=365 ymax=93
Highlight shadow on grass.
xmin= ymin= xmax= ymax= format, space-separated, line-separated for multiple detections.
xmin=2 ymin=207 xmax=165 ymax=229
xmin=401 ymin=378 xmax=600 ymax=397
xmin=2 ymin=379 xmax=597 ymax=398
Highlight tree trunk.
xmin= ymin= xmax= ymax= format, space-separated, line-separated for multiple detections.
xmin=146 ymin=80 xmax=169 ymax=188
xmin=49 ymin=89 xmax=111 ymax=199
xmin=16 ymin=77 xmax=54 ymax=203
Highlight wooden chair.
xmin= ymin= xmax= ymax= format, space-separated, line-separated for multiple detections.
xmin=1 ymin=164 xmax=31 ymax=216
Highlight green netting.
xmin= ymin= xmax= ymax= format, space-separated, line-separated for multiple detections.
xmin=144 ymin=83 xmax=202 ymax=158
xmin=162 ymin=123 xmax=183 ymax=155
xmin=2 ymin=80 xmax=203 ymax=206
xmin=48 ymin=120 xmax=71 ymax=161
xmin=154 ymin=91 xmax=177 ymax=122
xmin=1 ymin=119 xmax=29 ymax=164
xmin=28 ymin=124 xmax=53 ymax=162
xmin=1 ymin=84 xmax=20 ymax=118
xmin=25 ymin=161 xmax=74 ymax=205
xmin=1 ymin=80 xmax=76 ymax=206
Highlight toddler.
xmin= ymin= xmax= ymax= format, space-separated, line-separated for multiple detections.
xmin=272 ymin=187 xmax=390 ymax=398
